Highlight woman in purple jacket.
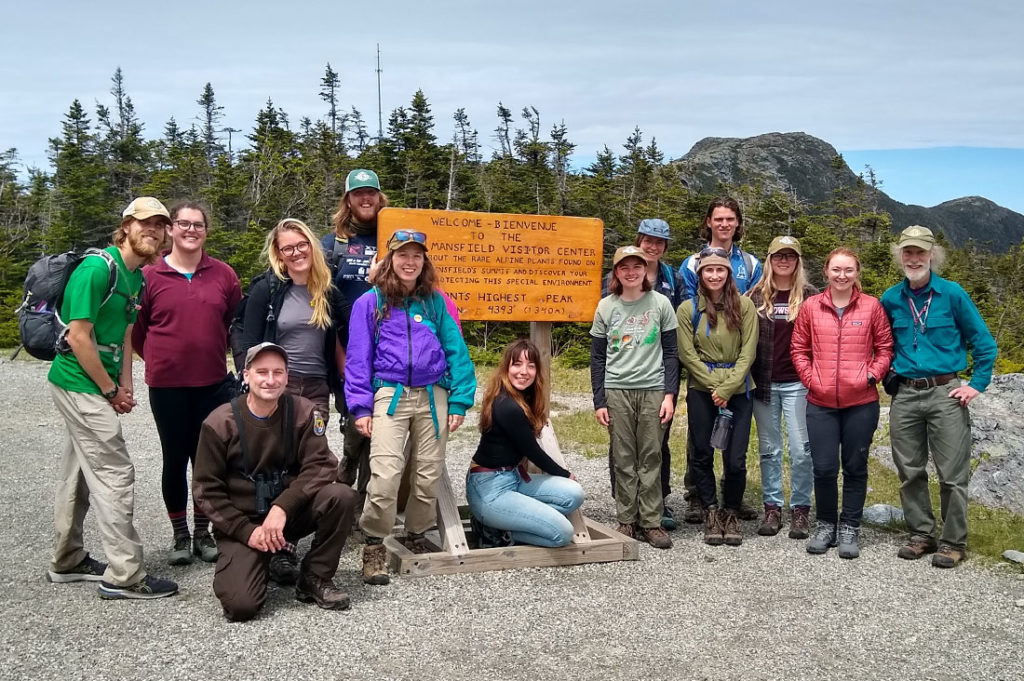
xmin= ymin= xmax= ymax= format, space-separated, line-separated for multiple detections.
xmin=345 ymin=229 xmax=476 ymax=586
xmin=133 ymin=201 xmax=241 ymax=566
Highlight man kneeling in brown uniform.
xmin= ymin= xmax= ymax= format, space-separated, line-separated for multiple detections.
xmin=194 ymin=342 xmax=357 ymax=621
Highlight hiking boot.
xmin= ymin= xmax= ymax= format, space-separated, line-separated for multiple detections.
xmin=897 ymin=536 xmax=938 ymax=560
xmin=401 ymin=533 xmax=433 ymax=554
xmin=615 ymin=523 xmax=636 ymax=539
xmin=722 ymin=509 xmax=743 ymax=546
xmin=98 ymin=574 xmax=179 ymax=600
xmin=642 ymin=526 xmax=673 ymax=550
xmin=47 ymin=554 xmax=108 ymax=583
xmin=168 ymin=534 xmax=193 ymax=566
xmin=806 ymin=521 xmax=837 ymax=554
xmin=269 ymin=550 xmax=300 ymax=585
xmin=788 ymin=506 xmax=811 ymax=540
xmin=737 ymin=501 xmax=759 ymax=521
xmin=471 ymin=516 xmax=513 ymax=548
xmin=362 ymin=543 xmax=390 ymax=585
xmin=837 ymin=523 xmax=861 ymax=559
xmin=683 ymin=496 xmax=705 ymax=524
xmin=193 ymin=532 xmax=218 ymax=563
xmin=295 ymin=573 xmax=351 ymax=611
xmin=932 ymin=544 xmax=966 ymax=569
xmin=660 ymin=504 xmax=679 ymax=531
xmin=704 ymin=508 xmax=725 ymax=546
xmin=757 ymin=504 xmax=782 ymax=536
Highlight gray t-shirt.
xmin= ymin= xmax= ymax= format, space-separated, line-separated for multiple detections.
xmin=277 ymin=285 xmax=327 ymax=378
xmin=590 ymin=291 xmax=678 ymax=390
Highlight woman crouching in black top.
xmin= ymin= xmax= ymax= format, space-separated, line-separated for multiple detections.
xmin=466 ymin=339 xmax=585 ymax=547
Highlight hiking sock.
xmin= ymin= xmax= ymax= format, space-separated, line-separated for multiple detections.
xmin=193 ymin=507 xmax=211 ymax=536
xmin=169 ymin=510 xmax=189 ymax=538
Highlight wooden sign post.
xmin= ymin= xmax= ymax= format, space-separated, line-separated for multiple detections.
xmin=377 ymin=208 xmax=639 ymax=576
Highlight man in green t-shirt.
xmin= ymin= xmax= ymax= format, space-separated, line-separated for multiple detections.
xmin=46 ymin=197 xmax=179 ymax=600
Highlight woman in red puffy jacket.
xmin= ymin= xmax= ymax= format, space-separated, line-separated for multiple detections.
xmin=791 ymin=247 xmax=892 ymax=560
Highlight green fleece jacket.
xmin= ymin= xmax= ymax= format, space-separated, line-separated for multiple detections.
xmin=677 ymin=293 xmax=759 ymax=401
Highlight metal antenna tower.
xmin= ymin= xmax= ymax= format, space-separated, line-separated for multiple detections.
xmin=376 ymin=43 xmax=383 ymax=141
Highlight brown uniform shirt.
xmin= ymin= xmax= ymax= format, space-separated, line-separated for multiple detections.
xmin=194 ymin=394 xmax=338 ymax=544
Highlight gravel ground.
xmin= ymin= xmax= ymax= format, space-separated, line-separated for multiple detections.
xmin=2 ymin=358 xmax=1023 ymax=681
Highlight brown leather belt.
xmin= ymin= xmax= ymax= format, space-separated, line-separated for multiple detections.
xmin=900 ymin=373 xmax=957 ymax=389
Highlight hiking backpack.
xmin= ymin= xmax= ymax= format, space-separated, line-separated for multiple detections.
xmin=228 ymin=271 xmax=283 ymax=372
xmin=14 ymin=249 xmax=118 ymax=361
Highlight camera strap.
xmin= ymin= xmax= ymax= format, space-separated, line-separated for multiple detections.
xmin=230 ymin=395 xmax=295 ymax=479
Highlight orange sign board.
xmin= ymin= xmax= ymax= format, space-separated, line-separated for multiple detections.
xmin=377 ymin=208 xmax=604 ymax=322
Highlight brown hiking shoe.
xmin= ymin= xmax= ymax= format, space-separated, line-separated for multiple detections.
xmin=737 ymin=501 xmax=759 ymax=521
xmin=757 ymin=505 xmax=782 ymax=536
xmin=704 ymin=508 xmax=724 ymax=546
xmin=722 ymin=509 xmax=743 ymax=546
xmin=361 ymin=543 xmax=390 ymax=585
xmin=897 ymin=536 xmax=939 ymax=560
xmin=642 ymin=526 xmax=673 ymax=550
xmin=931 ymin=544 xmax=966 ymax=568
xmin=788 ymin=506 xmax=811 ymax=539
xmin=616 ymin=523 xmax=635 ymax=539
xmin=684 ymin=496 xmax=705 ymax=524
xmin=295 ymin=573 xmax=351 ymax=610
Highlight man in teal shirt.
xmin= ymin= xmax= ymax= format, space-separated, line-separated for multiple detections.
xmin=47 ymin=197 xmax=179 ymax=599
xmin=881 ymin=225 xmax=997 ymax=568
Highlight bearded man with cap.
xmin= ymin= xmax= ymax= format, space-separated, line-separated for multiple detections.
xmin=45 ymin=197 xmax=179 ymax=599
xmin=194 ymin=342 xmax=357 ymax=620
xmin=881 ymin=226 xmax=996 ymax=568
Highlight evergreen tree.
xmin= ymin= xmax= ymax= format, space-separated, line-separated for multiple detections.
xmin=197 ymin=82 xmax=225 ymax=165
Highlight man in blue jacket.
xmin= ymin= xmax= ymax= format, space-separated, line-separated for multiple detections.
xmin=881 ymin=225 xmax=996 ymax=568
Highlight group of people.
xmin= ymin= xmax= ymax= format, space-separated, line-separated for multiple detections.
xmin=591 ymin=197 xmax=996 ymax=568
xmin=41 ymin=179 xmax=995 ymax=622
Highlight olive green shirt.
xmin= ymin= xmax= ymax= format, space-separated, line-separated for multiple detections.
xmin=677 ymin=293 xmax=758 ymax=401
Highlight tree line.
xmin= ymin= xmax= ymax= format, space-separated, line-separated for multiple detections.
xmin=3 ymin=66 xmax=1024 ymax=370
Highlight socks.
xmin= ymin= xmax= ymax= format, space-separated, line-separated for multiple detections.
xmin=193 ymin=507 xmax=211 ymax=536
xmin=169 ymin=511 xmax=189 ymax=539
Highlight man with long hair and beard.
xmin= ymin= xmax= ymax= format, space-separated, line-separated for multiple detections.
xmin=46 ymin=197 xmax=179 ymax=600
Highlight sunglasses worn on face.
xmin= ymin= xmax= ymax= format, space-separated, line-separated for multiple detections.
xmin=279 ymin=240 xmax=311 ymax=257
xmin=389 ymin=230 xmax=427 ymax=247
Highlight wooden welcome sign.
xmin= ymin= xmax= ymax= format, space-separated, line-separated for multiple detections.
xmin=377 ymin=208 xmax=604 ymax=322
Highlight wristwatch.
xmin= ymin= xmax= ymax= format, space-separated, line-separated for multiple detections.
xmin=102 ymin=385 xmax=119 ymax=400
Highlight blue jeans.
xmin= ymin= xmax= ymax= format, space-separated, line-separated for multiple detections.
xmin=465 ymin=470 xmax=584 ymax=547
xmin=752 ymin=381 xmax=813 ymax=508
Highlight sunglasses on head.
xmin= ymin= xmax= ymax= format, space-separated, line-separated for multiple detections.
xmin=699 ymin=247 xmax=730 ymax=259
xmin=388 ymin=230 xmax=427 ymax=247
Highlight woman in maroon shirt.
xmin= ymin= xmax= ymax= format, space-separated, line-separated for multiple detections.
xmin=133 ymin=201 xmax=241 ymax=566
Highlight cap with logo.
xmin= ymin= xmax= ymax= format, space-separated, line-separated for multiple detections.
xmin=245 ymin=342 xmax=289 ymax=368
xmin=897 ymin=225 xmax=935 ymax=250
xmin=612 ymin=245 xmax=647 ymax=267
xmin=637 ymin=218 xmax=670 ymax=241
xmin=345 ymin=169 xmax=381 ymax=194
xmin=767 ymin=235 xmax=802 ymax=256
xmin=122 ymin=197 xmax=170 ymax=222
xmin=696 ymin=253 xmax=733 ymax=273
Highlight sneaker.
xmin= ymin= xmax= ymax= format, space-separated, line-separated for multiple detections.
xmin=192 ymin=532 xmax=218 ymax=563
xmin=704 ymin=508 xmax=725 ymax=546
xmin=660 ymin=505 xmax=679 ymax=531
xmin=269 ymin=550 xmax=300 ymax=585
xmin=642 ymin=526 xmax=673 ymax=550
xmin=837 ymin=523 xmax=861 ymax=559
xmin=897 ymin=536 xmax=939 ymax=560
xmin=98 ymin=574 xmax=178 ymax=600
xmin=168 ymin=534 xmax=193 ymax=566
xmin=806 ymin=521 xmax=837 ymax=554
xmin=47 ymin=554 xmax=108 ymax=583
xmin=932 ymin=544 xmax=966 ymax=569
xmin=683 ymin=496 xmax=705 ymax=524
xmin=722 ymin=509 xmax=743 ymax=546
xmin=615 ymin=523 xmax=636 ymax=539
xmin=295 ymin=573 xmax=351 ymax=610
xmin=757 ymin=504 xmax=782 ymax=536
xmin=737 ymin=501 xmax=759 ymax=521
xmin=788 ymin=506 xmax=811 ymax=540
xmin=362 ymin=543 xmax=390 ymax=585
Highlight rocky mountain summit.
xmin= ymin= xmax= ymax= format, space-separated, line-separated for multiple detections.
xmin=673 ymin=132 xmax=1024 ymax=250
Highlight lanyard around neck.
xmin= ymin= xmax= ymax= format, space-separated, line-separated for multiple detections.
xmin=905 ymin=290 xmax=933 ymax=349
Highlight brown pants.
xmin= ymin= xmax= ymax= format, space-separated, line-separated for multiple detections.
xmin=212 ymin=482 xmax=356 ymax=621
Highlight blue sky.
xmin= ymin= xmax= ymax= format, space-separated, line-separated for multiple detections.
xmin=2 ymin=0 xmax=1022 ymax=212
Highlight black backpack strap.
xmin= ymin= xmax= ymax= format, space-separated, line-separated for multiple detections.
xmin=230 ymin=397 xmax=255 ymax=479
xmin=282 ymin=394 xmax=295 ymax=468
xmin=329 ymin=236 xmax=347 ymax=274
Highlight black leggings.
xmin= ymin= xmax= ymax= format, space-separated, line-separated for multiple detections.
xmin=687 ymin=389 xmax=752 ymax=510
xmin=150 ymin=382 xmax=232 ymax=515
xmin=805 ymin=401 xmax=879 ymax=527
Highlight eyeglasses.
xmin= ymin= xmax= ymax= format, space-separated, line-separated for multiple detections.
xmin=770 ymin=252 xmax=799 ymax=262
xmin=699 ymin=247 xmax=730 ymax=259
xmin=278 ymin=240 xmax=311 ymax=257
xmin=173 ymin=220 xmax=207 ymax=232
xmin=388 ymin=230 xmax=427 ymax=248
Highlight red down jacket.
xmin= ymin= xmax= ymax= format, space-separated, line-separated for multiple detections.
xmin=791 ymin=287 xmax=893 ymax=409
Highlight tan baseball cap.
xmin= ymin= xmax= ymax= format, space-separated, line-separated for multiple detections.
xmin=122 ymin=197 xmax=170 ymax=222
xmin=897 ymin=225 xmax=935 ymax=250
xmin=767 ymin=235 xmax=802 ymax=256
xmin=612 ymin=245 xmax=646 ymax=266
xmin=245 ymin=342 xmax=289 ymax=368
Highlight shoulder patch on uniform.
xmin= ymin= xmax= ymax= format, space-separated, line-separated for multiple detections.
xmin=312 ymin=411 xmax=327 ymax=436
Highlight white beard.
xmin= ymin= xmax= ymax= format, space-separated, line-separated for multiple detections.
xmin=904 ymin=266 xmax=930 ymax=285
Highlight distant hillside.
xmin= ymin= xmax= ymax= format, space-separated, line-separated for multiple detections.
xmin=671 ymin=132 xmax=1024 ymax=250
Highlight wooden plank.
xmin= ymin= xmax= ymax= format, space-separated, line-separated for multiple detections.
xmin=536 ymin=423 xmax=591 ymax=544
xmin=434 ymin=464 xmax=469 ymax=557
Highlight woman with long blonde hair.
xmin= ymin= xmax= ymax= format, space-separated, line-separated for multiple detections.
xmin=747 ymin=236 xmax=818 ymax=539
